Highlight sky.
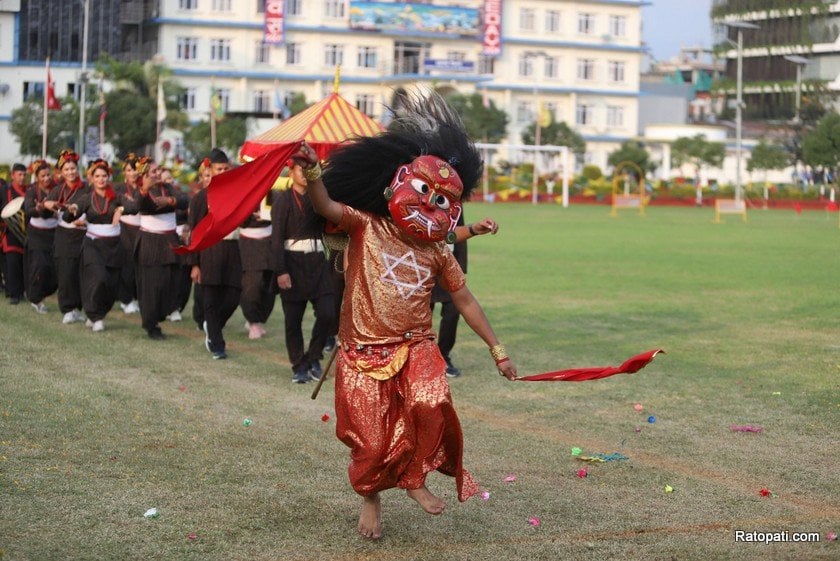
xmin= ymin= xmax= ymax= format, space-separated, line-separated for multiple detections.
xmin=642 ymin=0 xmax=714 ymax=64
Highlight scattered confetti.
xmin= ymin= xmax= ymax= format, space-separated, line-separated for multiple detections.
xmin=730 ymin=425 xmax=763 ymax=433
xmin=577 ymin=468 xmax=588 ymax=478
xmin=321 ymin=413 xmax=330 ymax=422
xmin=243 ymin=418 xmax=252 ymax=427
xmin=772 ymin=392 xmax=781 ymax=396
xmin=648 ymin=416 xmax=656 ymax=423
xmin=826 ymin=531 xmax=837 ymax=541
xmin=664 ymin=485 xmax=674 ymax=494
xmin=528 ymin=516 xmax=541 ymax=527
xmin=634 ymin=403 xmax=644 ymax=412
xmin=143 ymin=508 xmax=159 ymax=519
xmin=759 ymin=488 xmax=775 ymax=497
xmin=187 ymin=532 xmax=198 ymax=541
xmin=576 ymin=452 xmax=629 ymax=463
xmin=503 ymin=474 xmax=516 ymax=483
xmin=481 ymin=491 xmax=491 ymax=501
xmin=570 ymin=447 xmax=582 ymax=456
xmin=634 ymin=427 xmax=642 ymax=433
xmin=178 ymin=384 xmax=186 ymax=392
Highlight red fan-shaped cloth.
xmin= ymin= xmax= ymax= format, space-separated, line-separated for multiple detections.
xmin=516 ymin=349 xmax=664 ymax=382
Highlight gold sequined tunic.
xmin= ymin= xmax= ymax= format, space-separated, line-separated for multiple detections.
xmin=334 ymin=206 xmax=479 ymax=501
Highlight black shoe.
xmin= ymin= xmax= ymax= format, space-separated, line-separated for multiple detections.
xmin=147 ymin=327 xmax=165 ymax=340
xmin=324 ymin=336 xmax=336 ymax=353
xmin=308 ymin=361 xmax=323 ymax=381
xmin=292 ymin=368 xmax=309 ymax=384
xmin=445 ymin=358 xmax=461 ymax=378
xmin=212 ymin=350 xmax=227 ymax=360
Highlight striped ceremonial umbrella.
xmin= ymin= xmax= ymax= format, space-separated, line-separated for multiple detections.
xmin=240 ymin=90 xmax=384 ymax=161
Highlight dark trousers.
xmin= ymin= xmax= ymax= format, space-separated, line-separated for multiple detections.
xmin=432 ymin=300 xmax=460 ymax=359
xmin=203 ymin=284 xmax=241 ymax=353
xmin=116 ymin=259 xmax=137 ymax=305
xmin=240 ymin=269 xmax=275 ymax=324
xmin=281 ymin=295 xmax=333 ymax=371
xmin=82 ymin=262 xmax=120 ymax=322
xmin=174 ymin=264 xmax=192 ymax=313
xmin=26 ymin=246 xmax=57 ymax=304
xmin=55 ymin=256 xmax=82 ymax=313
xmin=138 ymin=264 xmax=177 ymax=332
xmin=327 ymin=267 xmax=345 ymax=339
xmin=2 ymin=250 xmax=24 ymax=299
xmin=192 ymin=283 xmax=204 ymax=329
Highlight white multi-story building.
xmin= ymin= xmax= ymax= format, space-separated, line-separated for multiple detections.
xmin=0 ymin=0 xmax=646 ymax=171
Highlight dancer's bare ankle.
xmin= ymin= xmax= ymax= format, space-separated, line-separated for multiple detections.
xmin=358 ymin=493 xmax=382 ymax=539
xmin=406 ymin=485 xmax=446 ymax=515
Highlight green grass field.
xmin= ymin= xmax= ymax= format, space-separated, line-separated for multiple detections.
xmin=1 ymin=204 xmax=838 ymax=561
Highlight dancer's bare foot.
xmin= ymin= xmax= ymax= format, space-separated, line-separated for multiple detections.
xmin=358 ymin=493 xmax=382 ymax=539
xmin=406 ymin=486 xmax=446 ymax=515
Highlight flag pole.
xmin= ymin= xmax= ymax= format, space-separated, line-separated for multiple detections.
xmin=272 ymin=78 xmax=279 ymax=121
xmin=98 ymin=81 xmax=106 ymax=159
xmin=210 ymin=77 xmax=217 ymax=148
xmin=42 ymin=56 xmax=50 ymax=159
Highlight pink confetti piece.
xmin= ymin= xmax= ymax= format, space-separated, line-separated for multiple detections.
xmin=826 ymin=531 xmax=837 ymax=541
xmin=634 ymin=403 xmax=644 ymax=412
xmin=321 ymin=413 xmax=331 ymax=422
xmin=730 ymin=425 xmax=763 ymax=433
xmin=481 ymin=491 xmax=490 ymax=501
xmin=178 ymin=384 xmax=187 ymax=392
xmin=528 ymin=516 xmax=541 ymax=527
xmin=187 ymin=532 xmax=198 ymax=541
xmin=577 ymin=468 xmax=588 ymax=478
xmin=503 ymin=474 xmax=516 ymax=483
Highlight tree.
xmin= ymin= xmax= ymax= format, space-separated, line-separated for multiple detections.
xmin=747 ymin=139 xmax=790 ymax=178
xmin=183 ymin=116 xmax=248 ymax=162
xmin=608 ymin=141 xmax=651 ymax=173
xmin=671 ymin=135 xmax=725 ymax=175
xmin=10 ymin=98 xmax=80 ymax=157
xmin=521 ymin=119 xmax=586 ymax=157
xmin=444 ymin=93 xmax=508 ymax=143
xmin=801 ymin=111 xmax=840 ymax=172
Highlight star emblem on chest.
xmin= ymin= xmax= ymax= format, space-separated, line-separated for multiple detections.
xmin=380 ymin=250 xmax=431 ymax=299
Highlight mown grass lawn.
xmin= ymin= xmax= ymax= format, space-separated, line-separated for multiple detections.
xmin=1 ymin=204 xmax=837 ymax=561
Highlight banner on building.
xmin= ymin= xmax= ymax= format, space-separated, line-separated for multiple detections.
xmin=349 ymin=1 xmax=478 ymax=36
xmin=482 ymin=0 xmax=502 ymax=56
xmin=264 ymin=0 xmax=286 ymax=45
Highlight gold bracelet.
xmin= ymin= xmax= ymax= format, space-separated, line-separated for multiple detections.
xmin=489 ymin=344 xmax=509 ymax=364
xmin=303 ymin=163 xmax=322 ymax=182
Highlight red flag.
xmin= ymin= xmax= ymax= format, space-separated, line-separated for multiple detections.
xmin=174 ymin=142 xmax=302 ymax=254
xmin=793 ymin=202 xmax=802 ymax=215
xmin=46 ymin=70 xmax=61 ymax=111
xmin=826 ymin=201 xmax=838 ymax=212
xmin=516 ymin=350 xmax=664 ymax=382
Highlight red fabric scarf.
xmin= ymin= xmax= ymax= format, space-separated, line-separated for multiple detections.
xmin=516 ymin=349 xmax=664 ymax=382
xmin=174 ymin=143 xmax=301 ymax=254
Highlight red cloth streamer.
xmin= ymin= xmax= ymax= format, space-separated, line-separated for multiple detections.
xmin=174 ymin=143 xmax=301 ymax=254
xmin=516 ymin=349 xmax=664 ymax=382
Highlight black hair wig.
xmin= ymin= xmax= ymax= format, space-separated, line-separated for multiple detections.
xmin=322 ymin=91 xmax=482 ymax=217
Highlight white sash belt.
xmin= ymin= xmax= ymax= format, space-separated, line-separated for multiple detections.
xmin=240 ymin=225 xmax=272 ymax=240
xmin=30 ymin=217 xmax=59 ymax=229
xmin=140 ymin=212 xmax=176 ymax=233
xmin=57 ymin=212 xmax=87 ymax=229
xmin=284 ymin=239 xmax=323 ymax=253
xmin=120 ymin=214 xmax=141 ymax=227
xmin=176 ymin=224 xmax=187 ymax=236
xmin=86 ymin=223 xmax=121 ymax=239
xmin=223 ymin=228 xmax=240 ymax=241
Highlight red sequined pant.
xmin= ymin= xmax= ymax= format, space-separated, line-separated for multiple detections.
xmin=335 ymin=338 xmax=479 ymax=501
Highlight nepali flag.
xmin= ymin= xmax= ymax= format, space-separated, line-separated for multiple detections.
xmin=516 ymin=349 xmax=664 ymax=382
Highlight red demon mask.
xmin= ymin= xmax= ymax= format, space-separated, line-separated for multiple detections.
xmin=385 ymin=155 xmax=463 ymax=243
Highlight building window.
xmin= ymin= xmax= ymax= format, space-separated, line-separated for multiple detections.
xmin=212 ymin=0 xmax=231 ymax=11
xmin=609 ymin=15 xmax=627 ymax=37
xmin=544 ymin=56 xmax=559 ymax=79
xmin=546 ymin=10 xmax=561 ymax=33
xmin=324 ymin=44 xmax=344 ymax=67
xmin=607 ymin=105 xmax=624 ymax=128
xmin=286 ymin=42 xmax=301 ymax=65
xmin=577 ymin=59 xmax=595 ymax=81
xmin=257 ymin=0 xmax=265 ymax=13
xmin=210 ymin=39 xmax=231 ymax=62
xmin=447 ymin=51 xmax=467 ymax=62
xmin=287 ymin=0 xmax=302 ymax=15
xmin=478 ymin=54 xmax=495 ymax=75
xmin=253 ymin=90 xmax=271 ymax=113
xmin=255 ymin=40 xmax=271 ymax=64
xmin=357 ymin=46 xmax=377 ymax=69
xmin=176 ymin=37 xmax=198 ymax=61
xmin=608 ymin=60 xmax=625 ymax=82
xmin=518 ymin=54 xmax=534 ymax=77
xmin=179 ymin=87 xmax=196 ymax=110
xmin=23 ymin=81 xmax=45 ymax=102
xmin=179 ymin=0 xmax=198 ymax=9
xmin=576 ymin=103 xmax=593 ymax=126
xmin=356 ymin=94 xmax=375 ymax=117
xmin=516 ymin=101 xmax=532 ymax=123
xmin=578 ymin=13 xmax=595 ymax=35
xmin=325 ymin=0 xmax=345 ymax=18
xmin=519 ymin=8 xmax=535 ymax=31
xmin=217 ymin=88 xmax=231 ymax=112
